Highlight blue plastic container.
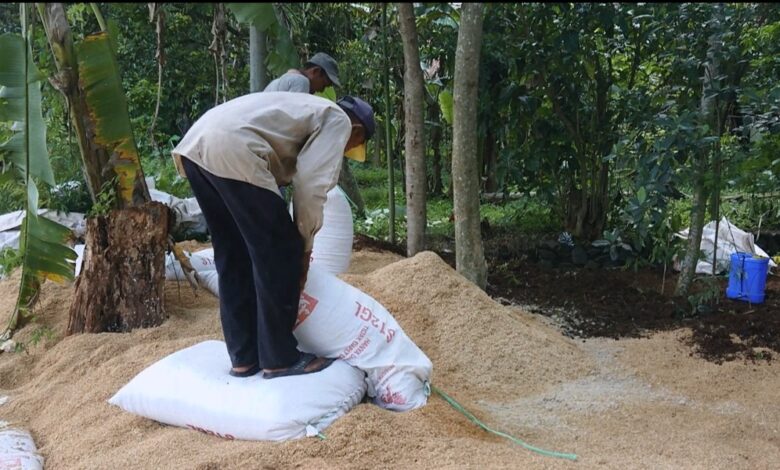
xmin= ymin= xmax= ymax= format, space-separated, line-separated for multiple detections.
xmin=726 ymin=252 xmax=770 ymax=304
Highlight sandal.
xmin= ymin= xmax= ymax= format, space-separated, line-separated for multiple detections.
xmin=262 ymin=353 xmax=335 ymax=380
xmin=229 ymin=363 xmax=261 ymax=378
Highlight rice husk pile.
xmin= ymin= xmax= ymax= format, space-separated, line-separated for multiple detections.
xmin=0 ymin=250 xmax=593 ymax=469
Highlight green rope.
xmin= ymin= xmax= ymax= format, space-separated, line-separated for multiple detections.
xmin=432 ymin=385 xmax=578 ymax=461
xmin=317 ymin=432 xmax=326 ymax=440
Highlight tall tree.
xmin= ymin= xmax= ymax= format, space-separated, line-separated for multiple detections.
xmin=397 ymin=3 xmax=426 ymax=256
xmin=676 ymin=4 xmax=727 ymax=296
xmin=382 ymin=3 xmax=396 ymax=244
xmin=249 ymin=25 xmax=268 ymax=92
xmin=452 ymin=3 xmax=487 ymax=289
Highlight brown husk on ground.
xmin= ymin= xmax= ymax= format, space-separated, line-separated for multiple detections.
xmin=1 ymin=245 xmax=778 ymax=469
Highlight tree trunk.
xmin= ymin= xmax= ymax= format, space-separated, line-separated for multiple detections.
xmin=372 ymin=121 xmax=383 ymax=166
xmin=68 ymin=202 xmax=170 ymax=334
xmin=427 ymin=97 xmax=444 ymax=196
xmin=397 ymin=3 xmax=427 ymax=256
xmin=431 ymin=122 xmax=443 ymax=196
xmin=338 ymin=157 xmax=366 ymax=218
xmin=452 ymin=3 xmax=487 ymax=289
xmin=484 ymin=129 xmax=498 ymax=193
xmin=676 ymin=6 xmax=723 ymax=296
xmin=675 ymin=164 xmax=709 ymax=296
xmin=382 ymin=3 xmax=395 ymax=244
xmin=249 ymin=25 xmax=268 ymax=92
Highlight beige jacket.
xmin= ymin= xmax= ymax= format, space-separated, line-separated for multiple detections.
xmin=172 ymin=92 xmax=351 ymax=251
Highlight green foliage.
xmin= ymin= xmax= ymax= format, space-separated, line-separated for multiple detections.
xmin=86 ymin=176 xmax=119 ymax=218
xmin=438 ymin=89 xmax=452 ymax=124
xmin=226 ymin=3 xmax=298 ymax=76
xmin=0 ymin=19 xmax=76 ymax=339
xmin=0 ymin=246 xmax=21 ymax=277
xmin=686 ymin=276 xmax=722 ymax=316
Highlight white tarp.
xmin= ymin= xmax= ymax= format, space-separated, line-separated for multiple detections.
xmin=146 ymin=177 xmax=208 ymax=236
xmin=674 ymin=217 xmax=776 ymax=274
xmin=0 ymin=209 xmax=86 ymax=248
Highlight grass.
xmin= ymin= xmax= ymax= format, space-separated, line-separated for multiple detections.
xmin=350 ymin=163 xmax=558 ymax=244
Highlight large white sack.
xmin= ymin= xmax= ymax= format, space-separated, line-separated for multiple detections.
xmin=294 ymin=266 xmax=432 ymax=412
xmin=290 ymin=186 xmax=354 ymax=275
xmin=108 ymin=340 xmax=366 ymax=441
xmin=182 ymin=253 xmax=431 ymax=412
xmin=0 ymin=428 xmax=44 ymax=470
xmin=310 ymin=186 xmax=354 ymax=275
xmin=674 ymin=217 xmax=776 ymax=274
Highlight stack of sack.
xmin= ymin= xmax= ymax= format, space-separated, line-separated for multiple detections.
xmin=108 ymin=186 xmax=433 ymax=441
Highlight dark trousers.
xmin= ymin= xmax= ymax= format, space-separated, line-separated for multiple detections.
xmin=182 ymin=157 xmax=303 ymax=369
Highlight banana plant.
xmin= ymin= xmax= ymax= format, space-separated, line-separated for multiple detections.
xmin=227 ymin=3 xmax=299 ymax=76
xmin=0 ymin=5 xmax=76 ymax=342
xmin=38 ymin=3 xmax=150 ymax=208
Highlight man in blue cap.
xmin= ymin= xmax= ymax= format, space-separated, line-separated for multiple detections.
xmin=172 ymin=92 xmax=374 ymax=379
xmin=264 ymin=52 xmax=341 ymax=94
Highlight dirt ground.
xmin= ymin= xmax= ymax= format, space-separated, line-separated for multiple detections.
xmin=0 ymin=241 xmax=778 ymax=469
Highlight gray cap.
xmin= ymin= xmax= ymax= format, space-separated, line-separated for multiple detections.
xmin=305 ymin=52 xmax=341 ymax=88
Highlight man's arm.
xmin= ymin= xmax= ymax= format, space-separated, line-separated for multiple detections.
xmin=291 ymin=110 xmax=351 ymax=252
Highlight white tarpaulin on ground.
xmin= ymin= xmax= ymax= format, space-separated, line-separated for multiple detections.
xmin=146 ymin=177 xmax=208 ymax=236
xmin=0 ymin=209 xmax=86 ymax=248
xmin=674 ymin=217 xmax=776 ymax=274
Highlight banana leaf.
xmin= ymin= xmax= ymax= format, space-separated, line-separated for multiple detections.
xmin=75 ymin=31 xmax=145 ymax=205
xmin=0 ymin=31 xmax=76 ymax=340
xmin=226 ymin=3 xmax=299 ymax=76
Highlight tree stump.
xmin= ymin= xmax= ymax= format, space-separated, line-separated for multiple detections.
xmin=67 ymin=202 xmax=170 ymax=334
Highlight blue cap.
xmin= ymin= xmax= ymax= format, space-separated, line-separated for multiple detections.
xmin=336 ymin=96 xmax=375 ymax=140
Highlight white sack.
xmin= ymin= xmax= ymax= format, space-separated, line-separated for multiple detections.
xmin=294 ymin=266 xmax=432 ymax=412
xmin=0 ymin=429 xmax=44 ymax=470
xmin=165 ymin=250 xmax=431 ymax=412
xmin=674 ymin=217 xmax=776 ymax=274
xmin=310 ymin=186 xmax=354 ymax=275
xmin=108 ymin=340 xmax=366 ymax=442
xmin=291 ymin=186 xmax=354 ymax=275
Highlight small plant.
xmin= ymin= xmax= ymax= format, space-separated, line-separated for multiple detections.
xmin=29 ymin=325 xmax=56 ymax=347
xmin=0 ymin=247 xmax=22 ymax=278
xmin=592 ymin=229 xmax=635 ymax=264
xmin=85 ymin=177 xmax=119 ymax=218
xmin=686 ymin=275 xmax=722 ymax=316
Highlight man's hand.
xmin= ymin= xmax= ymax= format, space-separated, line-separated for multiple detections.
xmin=299 ymin=251 xmax=312 ymax=292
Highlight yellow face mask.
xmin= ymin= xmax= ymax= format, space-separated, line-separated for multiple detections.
xmin=344 ymin=143 xmax=366 ymax=162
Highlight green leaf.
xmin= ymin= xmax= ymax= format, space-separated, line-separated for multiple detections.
xmin=438 ymin=89 xmax=453 ymax=125
xmin=0 ymin=25 xmax=74 ymax=340
xmin=76 ymin=32 xmax=144 ymax=205
xmin=637 ymin=186 xmax=647 ymax=204
xmin=227 ymin=3 xmax=276 ymax=31
xmin=0 ymin=34 xmax=52 ymax=186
